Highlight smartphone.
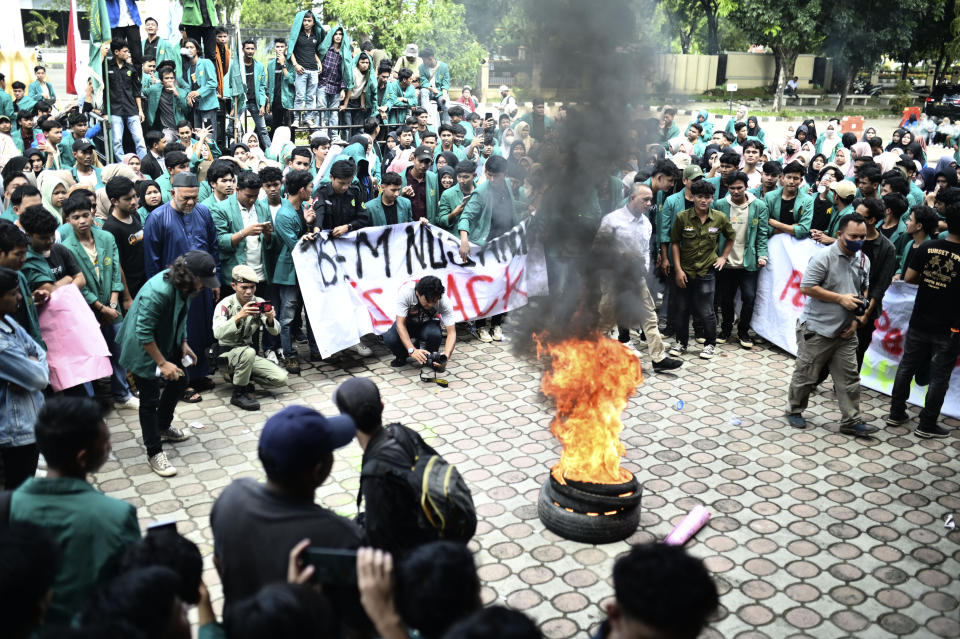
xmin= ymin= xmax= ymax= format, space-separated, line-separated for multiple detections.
xmin=484 ymin=112 xmax=493 ymax=123
xmin=202 ymin=117 xmax=212 ymax=130
xmin=304 ymin=547 xmax=357 ymax=585
xmin=462 ymin=192 xmax=474 ymax=201
xmin=36 ymin=132 xmax=47 ymax=146
xmin=146 ymin=520 xmax=178 ymax=536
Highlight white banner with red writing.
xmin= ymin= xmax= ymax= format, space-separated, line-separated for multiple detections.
xmin=292 ymin=221 xmax=546 ymax=358
xmin=753 ymin=234 xmax=960 ymax=419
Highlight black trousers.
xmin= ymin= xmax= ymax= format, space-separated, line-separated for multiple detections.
xmin=184 ymin=25 xmax=217 ymax=61
xmin=0 ymin=444 xmax=39 ymax=489
xmin=134 ymin=372 xmax=188 ymax=457
xmin=383 ymin=319 xmax=442 ymax=359
xmin=113 ymin=25 xmax=143 ymax=69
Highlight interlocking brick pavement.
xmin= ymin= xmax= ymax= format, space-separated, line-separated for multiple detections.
xmin=93 ymin=325 xmax=960 ymax=638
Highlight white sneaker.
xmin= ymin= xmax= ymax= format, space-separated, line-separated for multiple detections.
xmin=491 ymin=325 xmax=503 ymax=341
xmin=624 ymin=342 xmax=643 ymax=358
xmin=700 ymin=344 xmax=715 ymax=359
xmin=148 ymin=452 xmax=177 ymax=477
xmin=265 ymin=350 xmax=279 ymax=365
xmin=477 ymin=328 xmax=493 ymax=343
xmin=115 ymin=395 xmax=140 ymax=410
xmin=353 ymin=343 xmax=373 ymax=357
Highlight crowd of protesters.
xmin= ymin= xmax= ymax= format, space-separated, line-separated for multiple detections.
xmin=0 ymin=4 xmax=959 ymax=637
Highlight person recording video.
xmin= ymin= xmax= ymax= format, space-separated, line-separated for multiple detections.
xmin=383 ymin=275 xmax=456 ymax=369
xmin=212 ymin=265 xmax=288 ymax=411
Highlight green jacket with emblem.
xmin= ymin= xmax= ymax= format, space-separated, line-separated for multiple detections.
xmin=364 ymin=195 xmax=412 ymax=227
xmin=209 ymin=194 xmax=275 ymax=285
xmin=762 ymin=187 xmax=814 ymax=239
xmin=116 ymin=270 xmax=192 ymax=378
xmin=713 ymin=193 xmax=770 ymax=272
xmin=61 ymin=228 xmax=124 ymax=318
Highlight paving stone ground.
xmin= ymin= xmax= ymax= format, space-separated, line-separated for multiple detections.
xmin=93 ymin=323 xmax=960 ymax=639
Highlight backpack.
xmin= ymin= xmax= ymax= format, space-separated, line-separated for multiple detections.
xmin=358 ymin=424 xmax=476 ymax=542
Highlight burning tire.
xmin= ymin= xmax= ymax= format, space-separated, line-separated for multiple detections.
xmin=549 ymin=476 xmax=642 ymax=510
xmin=537 ymin=481 xmax=641 ymax=544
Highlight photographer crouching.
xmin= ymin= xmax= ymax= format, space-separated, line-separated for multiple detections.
xmin=383 ymin=276 xmax=456 ymax=372
xmin=212 ymin=265 xmax=288 ymax=411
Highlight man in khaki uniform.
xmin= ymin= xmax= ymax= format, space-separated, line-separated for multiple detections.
xmin=212 ymin=264 xmax=287 ymax=411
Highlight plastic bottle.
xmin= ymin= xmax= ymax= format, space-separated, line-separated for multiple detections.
xmin=665 ymin=505 xmax=711 ymax=546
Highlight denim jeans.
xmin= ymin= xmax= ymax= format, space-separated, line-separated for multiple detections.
xmin=718 ymin=268 xmax=758 ymax=338
xmin=890 ymin=327 xmax=960 ymax=428
xmin=134 ymin=372 xmax=187 ymax=457
xmin=383 ymin=318 xmax=442 ymax=360
xmin=419 ymin=89 xmax=449 ymax=125
xmin=278 ymin=284 xmax=318 ymax=358
xmin=294 ymin=70 xmax=318 ymax=123
xmin=674 ymin=271 xmax=717 ymax=347
xmin=193 ymin=108 xmax=219 ymax=148
xmin=228 ymin=101 xmax=271 ymax=150
xmin=318 ymin=90 xmax=340 ymax=135
xmin=110 ymin=114 xmax=147 ymax=160
xmin=101 ymin=322 xmax=133 ymax=401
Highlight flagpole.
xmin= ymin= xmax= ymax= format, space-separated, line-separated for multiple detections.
xmin=103 ymin=47 xmax=113 ymax=164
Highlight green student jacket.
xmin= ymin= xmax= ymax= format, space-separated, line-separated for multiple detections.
xmin=364 ymin=195 xmax=413 ymax=226
xmin=116 ymin=270 xmax=192 ymax=377
xmin=762 ymin=187 xmax=814 ymax=239
xmin=61 ymin=228 xmax=124 ymax=318
xmin=208 ymin=194 xmax=274 ymax=285
xmin=713 ymin=195 xmax=771 ymax=271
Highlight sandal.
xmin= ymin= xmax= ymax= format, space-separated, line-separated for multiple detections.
xmin=193 ymin=377 xmax=217 ymax=392
xmin=182 ymin=388 xmax=203 ymax=403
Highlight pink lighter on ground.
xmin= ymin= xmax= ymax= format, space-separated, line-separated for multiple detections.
xmin=664 ymin=505 xmax=711 ymax=545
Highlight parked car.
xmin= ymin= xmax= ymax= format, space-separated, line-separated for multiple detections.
xmin=924 ymin=84 xmax=960 ymax=120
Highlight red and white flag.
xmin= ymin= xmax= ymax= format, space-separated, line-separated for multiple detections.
xmin=66 ymin=0 xmax=81 ymax=95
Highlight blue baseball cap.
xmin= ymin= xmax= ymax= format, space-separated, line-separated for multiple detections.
xmin=258 ymin=405 xmax=355 ymax=475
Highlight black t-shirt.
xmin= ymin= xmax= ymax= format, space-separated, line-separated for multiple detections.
xmin=779 ymin=197 xmax=797 ymax=226
xmin=383 ymin=202 xmax=398 ymax=225
xmin=812 ymin=198 xmax=831 ymax=232
xmin=487 ymin=182 xmax=515 ymax=240
xmin=209 ymin=479 xmax=364 ymax=627
xmin=157 ymin=90 xmax=176 ymax=129
xmin=143 ymin=37 xmax=158 ymax=62
xmin=294 ymin=31 xmax=319 ymax=71
xmin=908 ymin=239 xmax=960 ymax=332
xmin=46 ymin=243 xmax=80 ymax=281
xmin=245 ymin=63 xmax=256 ymax=104
xmin=878 ymin=224 xmax=897 ymax=240
xmin=103 ymin=214 xmax=146 ymax=297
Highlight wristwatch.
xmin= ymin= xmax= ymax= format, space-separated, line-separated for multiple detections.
xmin=407 ymin=347 xmax=415 ymax=354
xmin=109 ymin=301 xmax=118 ymax=310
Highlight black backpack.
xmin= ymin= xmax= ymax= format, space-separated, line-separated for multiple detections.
xmin=358 ymin=424 xmax=476 ymax=542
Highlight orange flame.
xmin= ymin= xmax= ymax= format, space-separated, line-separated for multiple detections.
xmin=536 ymin=332 xmax=642 ymax=485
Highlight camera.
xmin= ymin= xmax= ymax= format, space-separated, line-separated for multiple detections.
xmin=420 ymin=352 xmax=449 ymax=386
xmin=853 ymin=297 xmax=869 ymax=315
xmin=425 ymin=352 xmax=447 ymax=371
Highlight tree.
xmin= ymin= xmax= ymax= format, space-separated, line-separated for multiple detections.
xmin=24 ymin=10 xmax=59 ymax=47
xmin=239 ymin=0 xmax=311 ymax=30
xmin=324 ymin=0 xmax=485 ymax=85
xmin=821 ymin=0 xmax=920 ymax=111
xmin=736 ymin=0 xmax=827 ymax=112
xmin=658 ymin=0 xmax=704 ymax=54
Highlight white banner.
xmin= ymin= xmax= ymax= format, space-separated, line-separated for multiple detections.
xmin=753 ymin=234 xmax=960 ymax=419
xmin=293 ymin=221 xmax=546 ymax=358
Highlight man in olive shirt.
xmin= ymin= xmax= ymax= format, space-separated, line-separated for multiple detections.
xmin=669 ymin=178 xmax=734 ymax=360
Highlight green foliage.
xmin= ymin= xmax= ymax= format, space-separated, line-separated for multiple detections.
xmin=24 ymin=10 xmax=59 ymax=46
xmin=890 ymin=80 xmax=916 ymax=114
xmin=324 ymin=0 xmax=485 ymax=85
xmin=239 ymin=0 xmax=312 ymax=29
